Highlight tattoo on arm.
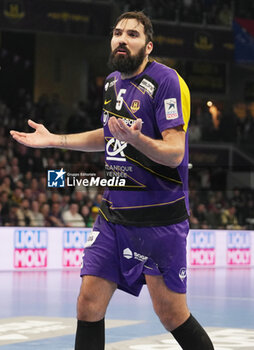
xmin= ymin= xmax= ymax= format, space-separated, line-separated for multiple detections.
xmin=60 ymin=135 xmax=67 ymax=147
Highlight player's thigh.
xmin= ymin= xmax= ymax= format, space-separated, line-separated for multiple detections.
xmin=145 ymin=274 xmax=189 ymax=326
xmin=77 ymin=275 xmax=117 ymax=320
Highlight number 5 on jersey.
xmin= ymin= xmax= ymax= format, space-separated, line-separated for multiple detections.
xmin=116 ymin=89 xmax=126 ymax=111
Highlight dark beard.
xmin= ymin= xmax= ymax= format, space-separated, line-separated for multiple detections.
xmin=108 ymin=45 xmax=146 ymax=76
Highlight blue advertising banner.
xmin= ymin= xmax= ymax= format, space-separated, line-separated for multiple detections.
xmin=233 ymin=18 xmax=254 ymax=63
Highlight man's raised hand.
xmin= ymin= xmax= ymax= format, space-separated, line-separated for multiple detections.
xmin=108 ymin=117 xmax=142 ymax=145
xmin=10 ymin=119 xmax=54 ymax=148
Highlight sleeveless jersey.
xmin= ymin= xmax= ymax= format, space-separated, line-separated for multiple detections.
xmin=99 ymin=61 xmax=190 ymax=226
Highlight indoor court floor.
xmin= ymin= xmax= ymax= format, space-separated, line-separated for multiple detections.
xmin=0 ymin=268 xmax=254 ymax=349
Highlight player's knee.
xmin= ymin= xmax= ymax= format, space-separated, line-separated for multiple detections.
xmin=153 ymin=301 xmax=188 ymax=331
xmin=77 ymin=291 xmax=106 ymax=321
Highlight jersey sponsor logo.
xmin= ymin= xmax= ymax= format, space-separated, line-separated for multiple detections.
xmin=189 ymin=231 xmax=216 ymax=266
xmin=227 ymin=231 xmax=251 ymax=265
xmin=104 ymin=79 xmax=118 ymax=91
xmin=104 ymin=82 xmax=109 ymax=91
xmin=14 ymin=229 xmax=48 ymax=268
xmin=164 ymin=98 xmax=179 ymax=120
xmin=104 ymin=99 xmax=111 ymax=105
xmin=139 ymin=78 xmax=155 ymax=96
xmin=63 ymin=229 xmax=91 ymax=267
xmin=103 ymin=111 xmax=109 ymax=126
xmin=106 ymin=138 xmax=127 ymax=162
xmin=130 ymin=100 xmax=140 ymax=113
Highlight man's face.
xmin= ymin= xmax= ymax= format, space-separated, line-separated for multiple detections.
xmin=109 ymin=18 xmax=152 ymax=76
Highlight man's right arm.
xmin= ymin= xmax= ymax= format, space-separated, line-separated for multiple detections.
xmin=10 ymin=119 xmax=105 ymax=152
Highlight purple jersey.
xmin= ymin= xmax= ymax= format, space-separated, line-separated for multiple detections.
xmin=100 ymin=61 xmax=190 ymax=226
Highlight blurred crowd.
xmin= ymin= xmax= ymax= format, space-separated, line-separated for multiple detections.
xmin=0 ymin=90 xmax=104 ymax=228
xmin=116 ymin=0 xmax=253 ymax=27
xmin=189 ymin=175 xmax=254 ymax=230
xmin=0 ymin=91 xmax=254 ymax=229
xmin=189 ymin=102 xmax=254 ymax=155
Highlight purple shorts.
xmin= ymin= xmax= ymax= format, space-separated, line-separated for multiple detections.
xmin=80 ymin=215 xmax=189 ymax=296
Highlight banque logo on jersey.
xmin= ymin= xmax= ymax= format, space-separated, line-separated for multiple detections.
xmin=106 ymin=138 xmax=127 ymax=162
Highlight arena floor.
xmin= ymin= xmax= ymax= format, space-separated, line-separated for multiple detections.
xmin=0 ymin=268 xmax=254 ymax=349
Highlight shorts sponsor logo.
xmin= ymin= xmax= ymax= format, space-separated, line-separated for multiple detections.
xmin=190 ymin=231 xmax=216 ymax=266
xmin=14 ymin=229 xmax=48 ymax=268
xmin=227 ymin=231 xmax=251 ymax=265
xmin=47 ymin=168 xmax=65 ymax=188
xmin=179 ymin=267 xmax=187 ymax=282
xmin=63 ymin=229 xmax=91 ymax=267
xmin=164 ymin=98 xmax=178 ymax=120
xmin=130 ymin=100 xmax=140 ymax=113
xmin=123 ymin=248 xmax=133 ymax=259
xmin=84 ymin=230 xmax=100 ymax=248
xmin=123 ymin=248 xmax=148 ymax=262
xmin=139 ymin=78 xmax=155 ymax=96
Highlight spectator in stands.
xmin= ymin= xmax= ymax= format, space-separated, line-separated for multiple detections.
xmin=23 ymin=171 xmax=33 ymax=187
xmin=242 ymin=198 xmax=254 ymax=228
xmin=0 ymin=176 xmax=13 ymax=195
xmin=38 ymin=192 xmax=47 ymax=206
xmin=72 ymin=191 xmax=88 ymax=208
xmin=206 ymin=203 xmax=222 ymax=229
xmin=62 ymin=202 xmax=85 ymax=227
xmin=40 ymin=202 xmax=51 ymax=227
xmin=0 ymin=190 xmax=10 ymax=225
xmin=5 ymin=203 xmax=19 ymax=226
xmin=30 ymin=178 xmax=40 ymax=199
xmin=11 ymin=186 xmax=23 ymax=205
xmin=90 ymin=206 xmax=99 ymax=226
xmin=93 ymin=193 xmax=103 ymax=208
xmin=10 ymin=165 xmax=23 ymax=185
xmin=48 ymin=202 xmax=65 ymax=227
xmin=61 ymin=193 xmax=71 ymax=213
xmin=24 ymin=187 xmax=34 ymax=202
xmin=221 ymin=202 xmax=241 ymax=229
xmin=193 ymin=203 xmax=209 ymax=228
xmin=16 ymin=198 xmax=35 ymax=226
xmin=31 ymin=149 xmax=45 ymax=174
xmin=48 ymin=192 xmax=62 ymax=207
xmin=231 ymin=188 xmax=246 ymax=226
xmin=14 ymin=143 xmax=32 ymax=174
xmin=217 ymin=4 xmax=232 ymax=27
xmin=31 ymin=200 xmax=44 ymax=227
xmin=189 ymin=208 xmax=199 ymax=229
xmin=80 ymin=204 xmax=93 ymax=228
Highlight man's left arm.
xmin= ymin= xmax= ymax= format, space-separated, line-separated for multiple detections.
xmin=108 ymin=117 xmax=185 ymax=168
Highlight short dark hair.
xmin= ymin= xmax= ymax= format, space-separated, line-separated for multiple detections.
xmin=113 ymin=11 xmax=153 ymax=43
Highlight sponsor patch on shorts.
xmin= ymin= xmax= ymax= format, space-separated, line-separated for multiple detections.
xmin=164 ymin=98 xmax=178 ymax=120
xmin=84 ymin=231 xmax=100 ymax=248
